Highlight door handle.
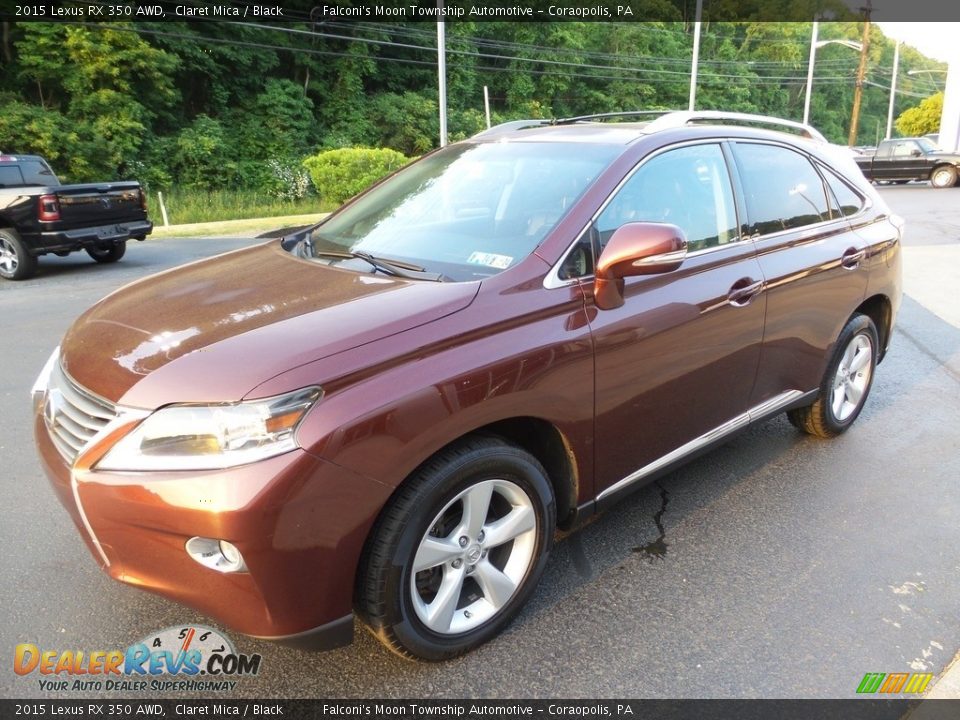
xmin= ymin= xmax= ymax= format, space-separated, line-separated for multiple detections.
xmin=841 ymin=247 xmax=866 ymax=270
xmin=728 ymin=278 xmax=764 ymax=307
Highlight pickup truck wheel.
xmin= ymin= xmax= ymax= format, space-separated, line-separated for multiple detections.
xmin=930 ymin=165 xmax=958 ymax=188
xmin=788 ymin=314 xmax=878 ymax=438
xmin=86 ymin=241 xmax=126 ymax=263
xmin=0 ymin=228 xmax=37 ymax=281
xmin=356 ymin=436 xmax=555 ymax=661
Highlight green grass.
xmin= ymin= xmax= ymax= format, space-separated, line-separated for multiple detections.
xmin=151 ymin=190 xmax=336 ymax=225
xmin=150 ymin=213 xmax=329 ymax=239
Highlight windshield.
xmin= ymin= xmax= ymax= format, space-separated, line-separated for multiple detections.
xmin=309 ymin=142 xmax=620 ymax=281
xmin=916 ymin=137 xmax=939 ymax=154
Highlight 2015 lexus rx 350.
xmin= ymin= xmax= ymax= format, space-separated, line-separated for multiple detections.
xmin=33 ymin=112 xmax=902 ymax=660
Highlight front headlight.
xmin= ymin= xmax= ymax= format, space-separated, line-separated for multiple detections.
xmin=97 ymin=387 xmax=322 ymax=471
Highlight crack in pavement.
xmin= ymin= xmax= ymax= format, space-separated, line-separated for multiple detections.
xmin=634 ymin=482 xmax=670 ymax=562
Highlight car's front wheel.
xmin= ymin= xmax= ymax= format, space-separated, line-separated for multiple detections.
xmin=86 ymin=241 xmax=126 ymax=263
xmin=930 ymin=165 xmax=958 ymax=188
xmin=788 ymin=313 xmax=879 ymax=438
xmin=357 ymin=437 xmax=555 ymax=661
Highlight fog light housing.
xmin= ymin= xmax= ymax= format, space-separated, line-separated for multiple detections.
xmin=185 ymin=536 xmax=248 ymax=573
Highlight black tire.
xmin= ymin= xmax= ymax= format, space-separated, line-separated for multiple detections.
xmin=356 ymin=436 xmax=555 ymax=661
xmin=788 ymin=313 xmax=879 ymax=438
xmin=86 ymin=241 xmax=126 ymax=263
xmin=930 ymin=165 xmax=958 ymax=189
xmin=0 ymin=228 xmax=38 ymax=281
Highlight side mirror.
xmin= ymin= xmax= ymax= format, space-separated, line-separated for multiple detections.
xmin=593 ymin=222 xmax=687 ymax=310
xmin=910 ymin=148 xmax=922 ymax=157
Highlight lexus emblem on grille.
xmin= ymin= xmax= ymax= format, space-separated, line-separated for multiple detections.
xmin=44 ymin=388 xmax=63 ymax=428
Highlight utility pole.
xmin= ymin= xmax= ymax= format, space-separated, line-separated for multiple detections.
xmin=848 ymin=1 xmax=872 ymax=147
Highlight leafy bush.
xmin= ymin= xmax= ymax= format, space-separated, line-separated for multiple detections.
xmin=303 ymin=147 xmax=409 ymax=205
xmin=265 ymin=158 xmax=312 ymax=201
xmin=170 ymin=115 xmax=236 ymax=190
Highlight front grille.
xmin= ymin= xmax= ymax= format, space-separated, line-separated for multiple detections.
xmin=44 ymin=362 xmax=118 ymax=465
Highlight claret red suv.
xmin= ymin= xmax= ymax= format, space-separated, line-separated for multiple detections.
xmin=33 ymin=111 xmax=902 ymax=660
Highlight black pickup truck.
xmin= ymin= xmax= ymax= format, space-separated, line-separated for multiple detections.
xmin=854 ymin=137 xmax=960 ymax=188
xmin=0 ymin=154 xmax=152 ymax=280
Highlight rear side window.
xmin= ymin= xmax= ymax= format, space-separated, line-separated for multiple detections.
xmin=0 ymin=166 xmax=24 ymax=187
xmin=732 ymin=143 xmax=830 ymax=235
xmin=819 ymin=166 xmax=865 ymax=218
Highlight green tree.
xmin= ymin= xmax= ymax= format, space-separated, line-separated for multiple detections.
xmin=896 ymin=92 xmax=943 ymax=137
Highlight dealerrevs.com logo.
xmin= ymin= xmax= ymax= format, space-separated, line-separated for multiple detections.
xmin=14 ymin=625 xmax=262 ymax=693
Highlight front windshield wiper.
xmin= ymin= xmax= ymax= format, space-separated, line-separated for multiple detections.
xmin=310 ymin=249 xmax=444 ymax=282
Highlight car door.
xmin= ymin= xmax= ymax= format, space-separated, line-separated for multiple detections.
xmin=728 ymin=141 xmax=869 ymax=405
xmin=889 ymin=140 xmax=928 ymax=180
xmin=582 ymin=142 xmax=767 ymax=501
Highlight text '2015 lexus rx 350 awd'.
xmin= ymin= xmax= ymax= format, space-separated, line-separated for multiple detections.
xmin=33 ymin=111 xmax=902 ymax=660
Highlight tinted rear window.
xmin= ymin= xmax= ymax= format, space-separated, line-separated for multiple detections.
xmin=0 ymin=166 xmax=24 ymax=187
xmin=19 ymin=160 xmax=57 ymax=186
xmin=0 ymin=160 xmax=57 ymax=187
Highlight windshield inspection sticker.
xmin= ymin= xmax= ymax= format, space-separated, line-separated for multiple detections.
xmin=467 ymin=251 xmax=513 ymax=269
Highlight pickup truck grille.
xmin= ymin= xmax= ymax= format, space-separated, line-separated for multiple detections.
xmin=44 ymin=363 xmax=118 ymax=465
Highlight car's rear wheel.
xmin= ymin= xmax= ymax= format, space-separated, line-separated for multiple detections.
xmin=788 ymin=313 xmax=879 ymax=438
xmin=0 ymin=228 xmax=37 ymax=281
xmin=86 ymin=241 xmax=126 ymax=263
xmin=357 ymin=436 xmax=555 ymax=661
xmin=930 ymin=165 xmax=958 ymax=188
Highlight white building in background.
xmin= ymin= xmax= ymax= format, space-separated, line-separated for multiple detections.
xmin=940 ymin=63 xmax=960 ymax=152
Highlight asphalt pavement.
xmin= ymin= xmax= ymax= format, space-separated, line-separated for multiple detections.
xmin=1 ymin=187 xmax=959 ymax=699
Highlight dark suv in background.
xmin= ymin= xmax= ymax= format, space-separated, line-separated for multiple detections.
xmin=33 ymin=111 xmax=901 ymax=660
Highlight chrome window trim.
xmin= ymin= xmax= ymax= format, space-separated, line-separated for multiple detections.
xmin=543 ymin=138 xmax=743 ymax=290
xmin=596 ymin=389 xmax=805 ymax=502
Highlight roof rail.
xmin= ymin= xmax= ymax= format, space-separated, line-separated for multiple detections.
xmin=470 ymin=119 xmax=551 ymax=140
xmin=643 ymin=111 xmax=827 ymax=142
xmin=555 ymin=110 xmax=674 ymax=125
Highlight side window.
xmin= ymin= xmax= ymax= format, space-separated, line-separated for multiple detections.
xmin=733 ymin=143 xmax=831 ymax=235
xmin=595 ymin=143 xmax=738 ymax=254
xmin=891 ymin=141 xmax=918 ymax=158
xmin=819 ymin=165 xmax=865 ymax=218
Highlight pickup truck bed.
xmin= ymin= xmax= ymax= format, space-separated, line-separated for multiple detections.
xmin=0 ymin=154 xmax=153 ymax=280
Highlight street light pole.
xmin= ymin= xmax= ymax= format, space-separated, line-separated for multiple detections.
xmin=688 ymin=0 xmax=703 ymax=111
xmin=803 ymin=28 xmax=862 ymax=129
xmin=437 ymin=17 xmax=447 ymax=147
xmin=885 ymin=41 xmax=900 ymax=140
xmin=803 ymin=21 xmax=819 ymax=126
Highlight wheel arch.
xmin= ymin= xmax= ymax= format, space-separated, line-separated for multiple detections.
xmin=929 ymin=163 xmax=959 ymax=187
xmin=853 ymin=293 xmax=893 ymax=362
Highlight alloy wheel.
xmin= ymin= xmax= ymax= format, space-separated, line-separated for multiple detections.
xmin=831 ymin=333 xmax=874 ymax=422
xmin=410 ymin=479 xmax=537 ymax=635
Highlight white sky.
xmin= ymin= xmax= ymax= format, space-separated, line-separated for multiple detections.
xmin=875 ymin=23 xmax=960 ymax=63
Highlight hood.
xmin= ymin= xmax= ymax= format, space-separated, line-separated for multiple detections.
xmin=60 ymin=241 xmax=479 ymax=408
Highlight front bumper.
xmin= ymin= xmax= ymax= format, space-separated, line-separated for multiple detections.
xmin=34 ymin=219 xmax=153 ymax=254
xmin=33 ymin=404 xmax=391 ymax=648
